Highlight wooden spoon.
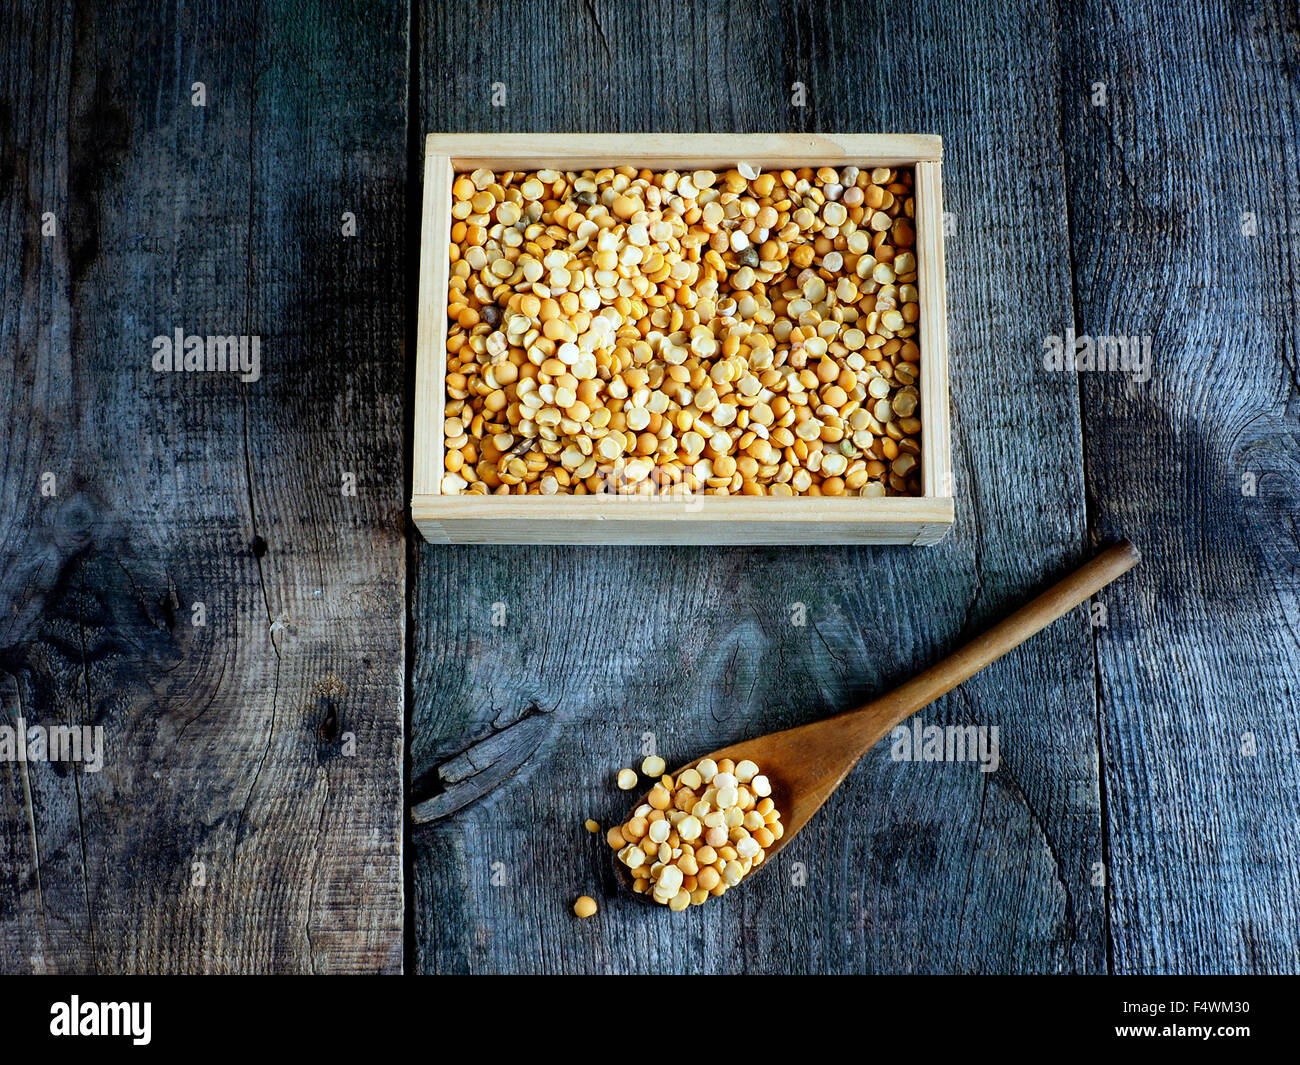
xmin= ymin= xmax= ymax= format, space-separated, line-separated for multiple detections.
xmin=613 ymin=540 xmax=1140 ymax=897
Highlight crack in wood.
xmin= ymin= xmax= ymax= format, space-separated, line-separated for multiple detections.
xmin=410 ymin=708 xmax=554 ymax=825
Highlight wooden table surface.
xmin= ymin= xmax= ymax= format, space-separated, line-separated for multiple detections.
xmin=2 ymin=0 xmax=1297 ymax=975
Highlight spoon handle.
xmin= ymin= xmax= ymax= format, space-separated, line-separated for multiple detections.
xmin=850 ymin=540 xmax=1141 ymax=740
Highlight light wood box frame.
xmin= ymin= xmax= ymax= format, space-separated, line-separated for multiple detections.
xmin=413 ymin=133 xmax=951 ymax=545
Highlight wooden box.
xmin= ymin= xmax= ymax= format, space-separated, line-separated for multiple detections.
xmin=413 ymin=133 xmax=951 ymax=545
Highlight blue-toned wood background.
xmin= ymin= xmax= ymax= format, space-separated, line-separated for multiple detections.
xmin=3 ymin=0 xmax=1297 ymax=974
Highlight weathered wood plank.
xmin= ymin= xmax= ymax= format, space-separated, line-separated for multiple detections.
xmin=0 ymin=0 xmax=87 ymax=970
xmin=412 ymin=0 xmax=1102 ymax=974
xmin=0 ymin=0 xmax=407 ymax=972
xmin=1061 ymin=0 xmax=1300 ymax=973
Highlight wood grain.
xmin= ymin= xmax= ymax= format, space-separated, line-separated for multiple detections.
xmin=4 ymin=0 xmax=1289 ymax=977
xmin=0 ymin=0 xmax=407 ymax=972
xmin=412 ymin=0 xmax=1104 ymax=974
xmin=1061 ymin=0 xmax=1300 ymax=974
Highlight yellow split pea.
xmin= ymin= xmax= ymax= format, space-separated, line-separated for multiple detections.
xmin=442 ymin=164 xmax=922 ymax=499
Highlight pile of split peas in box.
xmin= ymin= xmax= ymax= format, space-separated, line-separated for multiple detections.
xmin=443 ymin=162 xmax=922 ymax=498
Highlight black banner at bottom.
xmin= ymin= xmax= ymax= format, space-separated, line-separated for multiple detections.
xmin=0 ymin=973 xmax=1286 ymax=1051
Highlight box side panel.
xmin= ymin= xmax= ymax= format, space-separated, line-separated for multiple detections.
xmin=425 ymin=132 xmax=942 ymax=171
xmin=915 ymin=160 xmax=952 ymax=501
xmin=412 ymin=496 xmax=955 ymax=545
xmin=412 ymin=152 xmax=454 ymax=499
xmin=413 ymin=515 xmax=934 ymax=546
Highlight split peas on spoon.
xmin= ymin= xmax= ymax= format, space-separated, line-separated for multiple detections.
xmin=607 ymin=756 xmax=783 ymax=908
